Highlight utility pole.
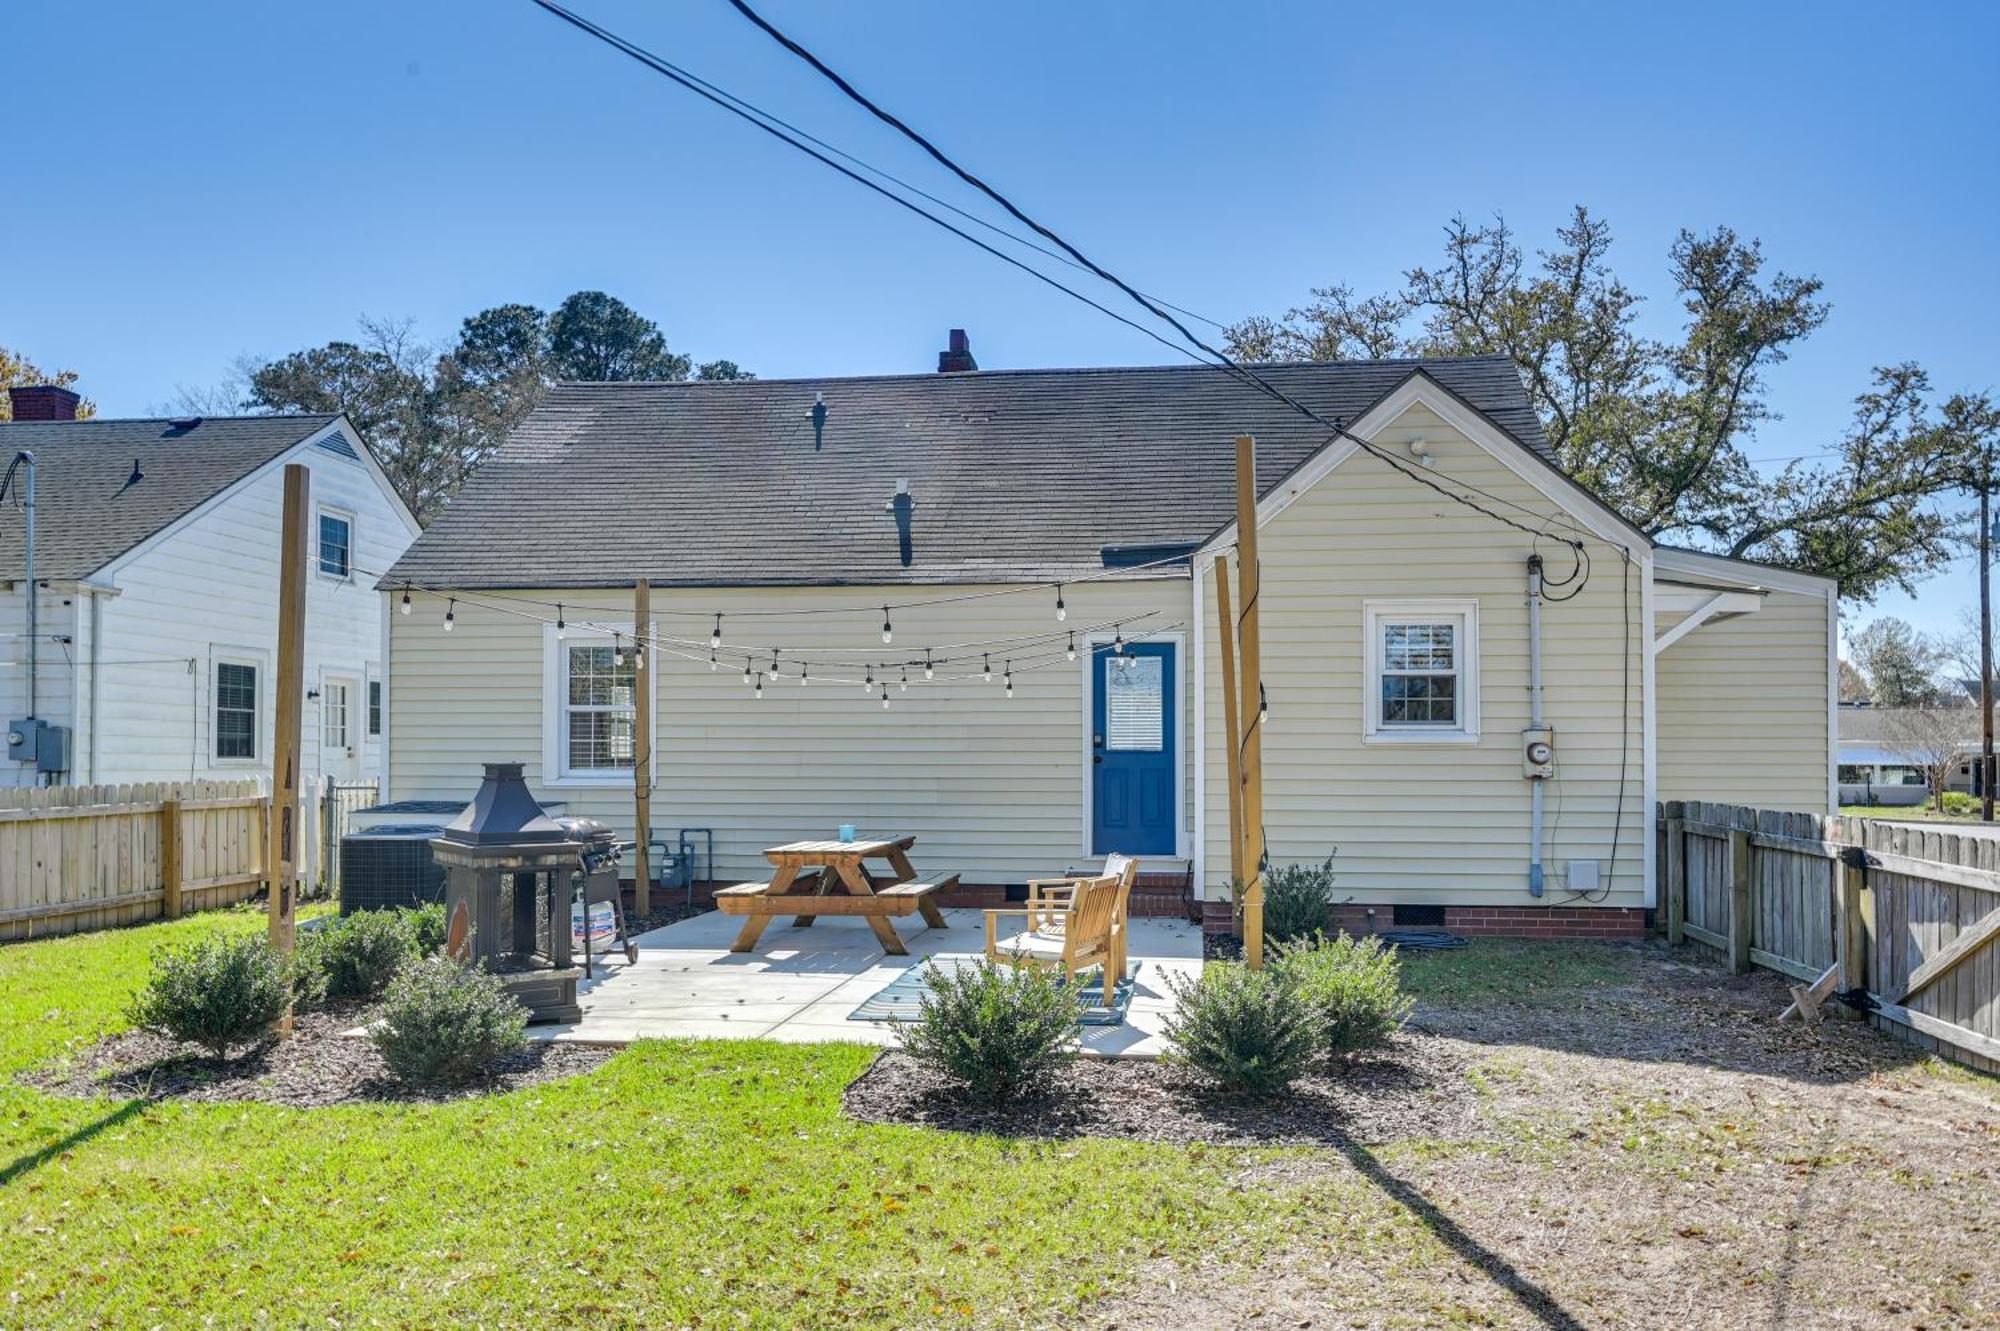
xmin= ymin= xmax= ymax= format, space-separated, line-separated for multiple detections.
xmin=1982 ymin=440 xmax=1995 ymax=822
xmin=268 ymin=463 xmax=308 ymax=957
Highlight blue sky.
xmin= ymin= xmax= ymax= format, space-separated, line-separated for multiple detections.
xmin=8 ymin=1 xmax=1995 ymax=638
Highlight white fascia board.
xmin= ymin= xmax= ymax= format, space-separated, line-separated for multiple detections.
xmin=1195 ymin=374 xmax=1648 ymax=558
xmin=1652 ymin=546 xmax=1835 ymax=597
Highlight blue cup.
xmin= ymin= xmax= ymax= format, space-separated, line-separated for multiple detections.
xmin=838 ymin=824 xmax=856 ymax=843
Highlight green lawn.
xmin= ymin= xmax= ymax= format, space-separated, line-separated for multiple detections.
xmin=0 ymin=908 xmax=1257 ymax=1328
xmin=1840 ymin=802 xmax=1991 ymax=822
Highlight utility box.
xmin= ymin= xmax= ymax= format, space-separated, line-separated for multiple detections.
xmin=1522 ymin=727 xmax=1555 ymax=780
xmin=8 ymin=718 xmax=69 ymax=775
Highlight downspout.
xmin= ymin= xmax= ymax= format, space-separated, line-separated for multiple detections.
xmin=87 ymin=590 xmax=101 ymax=782
xmin=13 ymin=450 xmax=36 ymax=720
xmin=1527 ymin=554 xmax=1546 ymax=897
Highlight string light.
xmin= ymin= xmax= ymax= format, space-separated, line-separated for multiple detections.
xmin=1111 ymin=625 xmax=1125 ymax=654
xmin=612 ymin=633 xmax=624 ymax=666
xmin=400 ymin=586 xmax=412 ymax=615
xmin=710 ymin=648 xmax=719 ymax=671
xmin=1004 ymin=661 xmax=1014 ymax=698
xmin=711 ymin=614 xmax=723 ymax=649
xmin=899 ymin=666 xmax=909 ymax=692
xmin=881 ymin=606 xmax=893 ymax=644
xmin=443 ymin=599 xmax=455 ymax=632
xmin=1066 ymin=632 xmax=1076 ymax=662
xmin=1259 ymin=682 xmax=1268 ymax=724
xmin=801 ymin=662 xmax=810 ymax=686
xmin=1055 ymin=585 xmax=1065 ymax=621
xmin=555 ymin=603 xmax=566 ymax=639
xmin=634 ymin=643 xmax=645 ymax=671
xmin=982 ymin=653 xmax=992 ymax=682
xmin=743 ymin=659 xmax=754 ymax=685
xmin=863 ymin=666 xmax=874 ymax=693
xmin=768 ymin=649 xmax=781 ymax=680
xmin=924 ymin=650 xmax=934 ymax=680
xmin=880 ymin=687 xmax=890 ymax=709
xmin=755 ymin=675 xmax=764 ymax=698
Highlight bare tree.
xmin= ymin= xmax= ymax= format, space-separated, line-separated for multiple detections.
xmin=1883 ymin=707 xmax=1975 ymax=811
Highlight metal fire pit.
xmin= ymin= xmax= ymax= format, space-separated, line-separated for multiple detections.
xmin=430 ymin=762 xmax=584 ymax=1024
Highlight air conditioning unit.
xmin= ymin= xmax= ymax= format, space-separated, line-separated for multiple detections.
xmin=339 ymin=824 xmax=447 ymax=914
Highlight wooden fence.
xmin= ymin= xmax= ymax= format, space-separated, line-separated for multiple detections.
xmin=0 ymin=780 xmax=270 ymax=942
xmin=1662 ymin=800 xmax=2000 ymax=1075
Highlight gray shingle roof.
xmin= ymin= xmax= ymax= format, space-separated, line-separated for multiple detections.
xmin=0 ymin=415 xmax=340 ymax=581
xmin=385 ymin=357 xmax=1553 ymax=591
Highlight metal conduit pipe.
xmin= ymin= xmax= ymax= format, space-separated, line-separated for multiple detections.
xmin=1527 ymin=554 xmax=1546 ymax=897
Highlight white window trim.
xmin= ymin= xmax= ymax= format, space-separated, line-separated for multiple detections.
xmin=316 ymin=505 xmax=356 ymax=582
xmin=540 ymin=622 xmax=656 ymax=787
xmin=1362 ymin=599 xmax=1481 ymax=745
xmin=209 ymin=647 xmax=268 ymax=766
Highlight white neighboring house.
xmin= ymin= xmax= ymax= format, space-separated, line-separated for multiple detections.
xmin=0 ymin=387 xmax=419 ymax=829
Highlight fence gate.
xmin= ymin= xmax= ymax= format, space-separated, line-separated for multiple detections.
xmin=315 ymin=776 xmax=380 ymax=899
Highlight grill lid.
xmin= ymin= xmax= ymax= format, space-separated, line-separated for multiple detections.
xmin=435 ymin=762 xmax=572 ymax=846
xmin=554 ymin=816 xmax=617 ymax=845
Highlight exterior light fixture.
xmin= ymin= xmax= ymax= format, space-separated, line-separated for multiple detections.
xmin=400 ymin=586 xmax=412 ymax=615
xmin=443 ymin=599 xmax=455 ymax=632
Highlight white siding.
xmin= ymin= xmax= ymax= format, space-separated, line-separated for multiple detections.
xmin=1655 ymin=585 xmax=1832 ymax=814
xmin=1199 ymin=402 xmax=1651 ymax=907
xmin=389 ymin=580 xmax=1194 ymax=885
xmin=56 ymin=433 xmax=413 ymax=792
xmin=0 ymin=584 xmax=81 ymax=787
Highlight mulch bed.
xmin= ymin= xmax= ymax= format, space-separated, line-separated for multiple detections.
xmin=21 ymin=1003 xmax=618 ymax=1108
xmin=842 ymin=1032 xmax=1481 ymax=1147
xmin=620 ymin=899 xmax=712 ymax=936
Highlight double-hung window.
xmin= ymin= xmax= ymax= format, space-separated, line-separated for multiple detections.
xmin=1363 ymin=600 xmax=1480 ymax=742
xmin=317 ymin=509 xmax=352 ymax=579
xmin=214 ymin=660 xmax=259 ymax=760
xmin=562 ymin=641 xmax=637 ymax=775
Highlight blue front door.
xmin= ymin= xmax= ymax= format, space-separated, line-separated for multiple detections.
xmin=1091 ymin=641 xmax=1176 ymax=856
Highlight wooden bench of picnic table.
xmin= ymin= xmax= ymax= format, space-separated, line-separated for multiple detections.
xmin=714 ymin=875 xmax=958 ymax=918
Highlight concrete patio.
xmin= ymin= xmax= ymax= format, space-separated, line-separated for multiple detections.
xmin=531 ymin=906 xmax=1205 ymax=1057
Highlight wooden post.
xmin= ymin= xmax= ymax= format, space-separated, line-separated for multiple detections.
xmin=267 ymin=463 xmax=307 ymax=956
xmin=1213 ymin=556 xmax=1243 ymax=892
xmin=1664 ymin=813 xmax=1685 ymax=946
xmin=160 ymin=795 xmax=184 ymax=920
xmin=1726 ymin=825 xmax=1753 ymax=975
xmin=1234 ymin=435 xmax=1266 ymax=970
xmin=632 ymin=578 xmax=652 ymax=916
xmin=1838 ymin=846 xmax=1869 ymax=1010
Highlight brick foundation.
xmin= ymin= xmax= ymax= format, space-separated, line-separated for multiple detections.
xmin=1200 ymin=899 xmax=1647 ymax=940
xmin=669 ymin=875 xmax=1197 ymax=920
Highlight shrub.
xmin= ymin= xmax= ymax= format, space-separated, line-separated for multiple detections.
xmin=1161 ymin=962 xmax=1316 ymax=1097
xmin=1940 ymin=791 xmax=1978 ymax=816
xmin=371 ymin=956 xmax=528 ymax=1084
xmin=128 ymin=934 xmax=293 ymax=1059
xmin=1262 ymin=853 xmax=1338 ymax=943
xmin=1274 ymin=932 xmax=1413 ymax=1059
xmin=897 ymin=960 xmax=1080 ymax=1104
xmin=305 ymin=909 xmax=422 ymax=1001
xmin=408 ymin=901 xmax=448 ymax=957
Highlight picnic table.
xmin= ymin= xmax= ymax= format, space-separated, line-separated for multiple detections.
xmin=713 ymin=835 xmax=957 ymax=956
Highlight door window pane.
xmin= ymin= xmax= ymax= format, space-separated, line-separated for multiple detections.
xmin=1106 ymin=655 xmax=1164 ymax=751
xmin=323 ymin=682 xmax=350 ymax=749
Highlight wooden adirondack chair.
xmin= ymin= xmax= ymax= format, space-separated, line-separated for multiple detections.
xmin=1024 ymin=853 xmax=1138 ymax=933
xmin=984 ymin=869 xmax=1134 ymax=995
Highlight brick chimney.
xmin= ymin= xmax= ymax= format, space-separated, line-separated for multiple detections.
xmin=7 ymin=385 xmax=82 ymax=421
xmin=936 ymin=329 xmax=977 ymax=374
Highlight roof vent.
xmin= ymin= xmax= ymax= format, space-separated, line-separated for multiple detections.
xmin=937 ymin=329 xmax=977 ymax=374
xmin=123 ymin=458 xmax=144 ymax=489
xmin=167 ymin=416 xmax=203 ymax=430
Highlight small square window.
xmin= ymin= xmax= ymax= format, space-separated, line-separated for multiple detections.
xmin=317 ymin=511 xmax=351 ymax=578
xmin=1363 ymin=601 xmax=1479 ymax=742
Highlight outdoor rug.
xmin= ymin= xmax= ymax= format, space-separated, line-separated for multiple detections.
xmin=848 ymin=961 xmax=1141 ymax=1026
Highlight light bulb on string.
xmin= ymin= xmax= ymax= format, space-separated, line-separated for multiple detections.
xmin=555 ymin=604 xmax=566 ymax=639
xmin=881 ymin=607 xmax=893 ymax=644
xmin=1066 ymin=632 xmax=1077 ymax=662
xmin=899 ymin=667 xmax=908 ymax=692
xmin=863 ymin=666 xmax=874 ymax=694
xmin=612 ymin=633 xmax=624 ymax=667
xmin=711 ymin=615 xmax=723 ymax=650
xmin=982 ymin=653 xmax=992 ymax=682
xmin=400 ymin=586 xmax=412 ymax=616
xmin=709 ymin=648 xmax=719 ymax=671
xmin=634 ymin=644 xmax=645 ymax=671
xmin=1260 ymin=682 xmax=1269 ymax=725
xmin=1111 ymin=624 xmax=1125 ymax=654
xmin=443 ymin=599 xmax=455 ymax=632
xmin=801 ymin=663 xmax=810 ymax=686
xmin=743 ymin=659 xmax=753 ymax=686
xmin=755 ymin=675 xmax=764 ymax=699
xmin=924 ymin=651 xmax=934 ymax=681
xmin=1004 ymin=662 xmax=1014 ymax=698
xmin=768 ymin=650 xmax=780 ymax=681
xmin=1054 ymin=584 xmax=1066 ymax=621
xmin=880 ymin=688 xmax=890 ymax=710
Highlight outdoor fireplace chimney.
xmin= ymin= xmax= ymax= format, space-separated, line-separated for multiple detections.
xmin=6 ymin=385 xmax=82 ymax=421
xmin=936 ymin=329 xmax=977 ymax=373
